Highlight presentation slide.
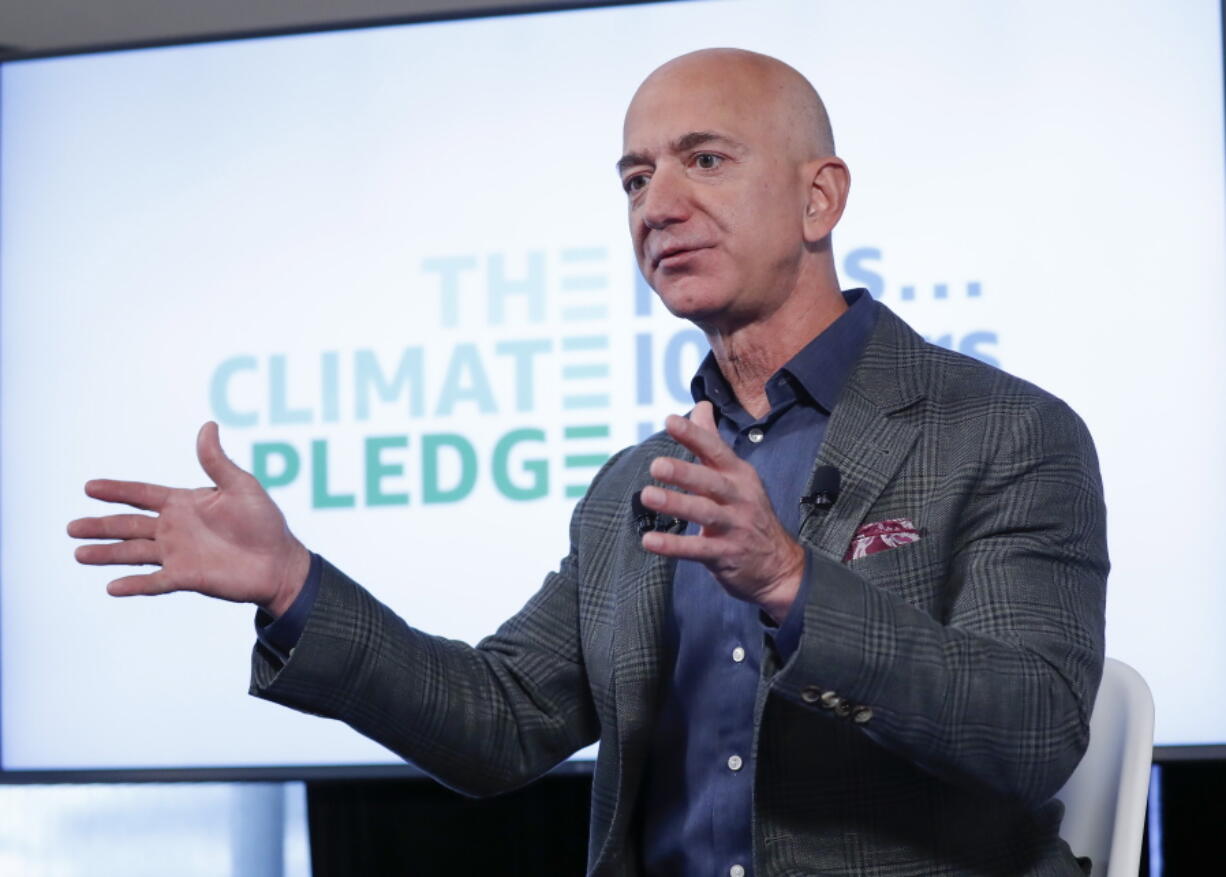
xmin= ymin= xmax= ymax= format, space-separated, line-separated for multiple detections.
xmin=2 ymin=0 xmax=1223 ymax=771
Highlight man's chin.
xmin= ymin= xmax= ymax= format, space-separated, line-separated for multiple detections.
xmin=651 ymin=281 xmax=730 ymax=324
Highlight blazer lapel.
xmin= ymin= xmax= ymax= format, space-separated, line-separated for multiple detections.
xmin=799 ymin=305 xmax=927 ymax=561
xmin=595 ymin=440 xmax=690 ymax=869
xmin=609 ymin=435 xmax=695 ymax=739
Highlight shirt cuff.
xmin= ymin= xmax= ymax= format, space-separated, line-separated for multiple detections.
xmin=762 ymin=552 xmax=812 ymax=662
xmin=254 ymin=552 xmax=322 ymax=663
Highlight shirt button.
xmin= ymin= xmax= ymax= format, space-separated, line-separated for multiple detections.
xmin=731 ymin=646 xmax=746 ymax=663
xmin=747 ymin=427 xmax=764 ymax=443
xmin=727 ymin=754 xmax=743 ymax=771
xmin=730 ymin=866 xmax=746 ymax=877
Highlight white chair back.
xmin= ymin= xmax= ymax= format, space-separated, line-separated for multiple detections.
xmin=1054 ymin=657 xmax=1155 ymax=876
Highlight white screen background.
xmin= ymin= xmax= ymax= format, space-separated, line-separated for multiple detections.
xmin=2 ymin=0 xmax=1223 ymax=769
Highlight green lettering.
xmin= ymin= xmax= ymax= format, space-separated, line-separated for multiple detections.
xmin=422 ymin=433 xmax=477 ymax=504
xmin=493 ymin=428 xmax=548 ymax=501
xmin=252 ymin=442 xmax=299 ymax=490
xmin=365 ymin=435 xmax=410 ymax=506
xmin=311 ymin=439 xmax=355 ymax=508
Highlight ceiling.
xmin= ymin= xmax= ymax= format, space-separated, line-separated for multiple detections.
xmin=0 ymin=0 xmax=601 ymax=57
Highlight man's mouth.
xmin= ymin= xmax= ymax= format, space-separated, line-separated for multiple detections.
xmin=652 ymin=244 xmax=710 ymax=269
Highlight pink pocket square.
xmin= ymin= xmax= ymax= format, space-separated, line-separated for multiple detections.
xmin=844 ymin=518 xmax=922 ymax=562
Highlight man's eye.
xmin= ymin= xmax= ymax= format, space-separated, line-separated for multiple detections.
xmin=694 ymin=153 xmax=722 ymax=170
xmin=623 ymin=174 xmax=648 ymax=194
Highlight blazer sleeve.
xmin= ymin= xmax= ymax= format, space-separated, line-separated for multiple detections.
xmin=769 ymin=394 xmax=1108 ymax=808
xmin=245 ymin=455 xmax=628 ymax=797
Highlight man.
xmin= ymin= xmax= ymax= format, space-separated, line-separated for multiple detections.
xmin=70 ymin=49 xmax=1107 ymax=875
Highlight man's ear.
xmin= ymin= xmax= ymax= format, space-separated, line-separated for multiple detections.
xmin=802 ymin=156 xmax=850 ymax=243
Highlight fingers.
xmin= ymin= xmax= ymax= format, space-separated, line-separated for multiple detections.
xmin=690 ymin=399 xmax=717 ymax=433
xmin=642 ymin=530 xmax=725 ymax=560
xmin=196 ymin=421 xmax=249 ymax=490
xmin=107 ymin=570 xmax=176 ymax=597
xmin=75 ymin=538 xmax=160 ymax=566
xmin=640 ymin=484 xmax=726 ymax=530
xmin=666 ymin=410 xmax=734 ymax=467
xmin=649 ymin=456 xmax=733 ymax=503
xmin=67 ymin=513 xmax=157 ymax=541
xmin=84 ymin=479 xmax=171 ymax=511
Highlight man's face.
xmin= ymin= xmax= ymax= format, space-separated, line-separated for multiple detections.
xmin=619 ymin=63 xmax=809 ymax=330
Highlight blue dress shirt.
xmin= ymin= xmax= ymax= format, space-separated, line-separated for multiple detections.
xmin=257 ymin=290 xmax=879 ymax=877
xmin=640 ymin=289 xmax=877 ymax=877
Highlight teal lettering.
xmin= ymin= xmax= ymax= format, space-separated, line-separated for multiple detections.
xmin=493 ymin=428 xmax=548 ymax=501
xmin=251 ymin=442 xmax=299 ymax=490
xmin=321 ymin=351 xmax=340 ymax=423
xmin=311 ymin=439 xmax=355 ymax=508
xmin=435 ymin=344 xmax=496 ymax=415
xmin=495 ymin=339 xmax=551 ymax=412
xmin=364 ymin=436 xmax=409 ymax=506
xmin=422 ymin=433 xmax=477 ymax=504
xmin=269 ymin=354 xmax=312 ymax=424
xmin=487 ymin=252 xmax=545 ymax=325
xmin=355 ymin=347 xmax=424 ymax=420
xmin=209 ymin=356 xmax=258 ymax=427
xmin=422 ymin=255 xmax=478 ymax=328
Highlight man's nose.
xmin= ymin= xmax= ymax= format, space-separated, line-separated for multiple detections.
xmin=641 ymin=166 xmax=689 ymax=230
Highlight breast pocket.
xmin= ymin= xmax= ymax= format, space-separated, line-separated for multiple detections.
xmin=846 ymin=535 xmax=947 ymax=616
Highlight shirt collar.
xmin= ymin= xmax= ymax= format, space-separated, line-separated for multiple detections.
xmin=690 ymin=288 xmax=879 ymax=415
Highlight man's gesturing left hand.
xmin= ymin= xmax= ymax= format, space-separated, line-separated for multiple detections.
xmin=67 ymin=422 xmax=310 ymax=618
xmin=639 ymin=400 xmax=805 ymax=623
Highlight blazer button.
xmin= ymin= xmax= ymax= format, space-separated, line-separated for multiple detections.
xmin=852 ymin=706 xmax=874 ymax=724
xmin=834 ymin=699 xmax=853 ymax=718
xmin=800 ymin=686 xmax=822 ymax=704
xmin=819 ymin=691 xmax=840 ymax=709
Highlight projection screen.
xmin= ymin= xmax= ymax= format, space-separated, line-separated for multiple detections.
xmin=2 ymin=0 xmax=1223 ymax=777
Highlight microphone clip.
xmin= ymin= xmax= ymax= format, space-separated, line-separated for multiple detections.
xmin=798 ymin=465 xmax=841 ymax=531
xmin=799 ymin=466 xmax=841 ymax=512
xmin=631 ymin=489 xmax=686 ymax=536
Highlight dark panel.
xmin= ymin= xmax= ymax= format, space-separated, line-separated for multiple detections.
xmin=307 ymin=774 xmax=592 ymax=875
xmin=1150 ymin=760 xmax=1226 ymax=875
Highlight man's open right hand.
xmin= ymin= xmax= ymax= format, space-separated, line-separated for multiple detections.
xmin=67 ymin=421 xmax=310 ymax=618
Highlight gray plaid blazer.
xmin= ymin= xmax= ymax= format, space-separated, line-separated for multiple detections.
xmin=252 ymin=303 xmax=1108 ymax=876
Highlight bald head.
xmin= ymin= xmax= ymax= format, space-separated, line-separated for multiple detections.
xmin=618 ymin=47 xmax=851 ymax=335
xmin=627 ymin=48 xmax=835 ymax=162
